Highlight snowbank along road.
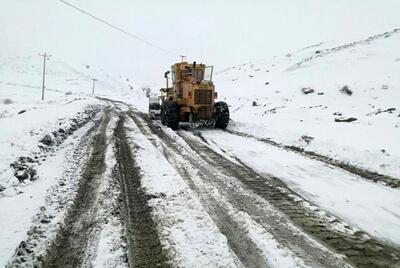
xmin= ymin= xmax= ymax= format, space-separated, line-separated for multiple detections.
xmin=3 ymin=99 xmax=400 ymax=268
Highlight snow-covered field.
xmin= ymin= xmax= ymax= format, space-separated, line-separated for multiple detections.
xmin=215 ymin=29 xmax=400 ymax=178
xmin=200 ymin=129 xmax=400 ymax=245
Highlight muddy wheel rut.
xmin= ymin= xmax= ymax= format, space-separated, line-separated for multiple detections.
xmin=7 ymin=107 xmax=105 ymax=267
xmin=42 ymin=109 xmax=111 ymax=268
xmin=114 ymin=115 xmax=169 ymax=267
xmin=132 ymin=112 xmax=400 ymax=268
xmin=129 ymin=113 xmax=270 ymax=268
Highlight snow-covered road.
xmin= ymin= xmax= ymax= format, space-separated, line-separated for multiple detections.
xmin=2 ymin=101 xmax=400 ymax=267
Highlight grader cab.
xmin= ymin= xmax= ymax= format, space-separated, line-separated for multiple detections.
xmin=160 ymin=61 xmax=229 ymax=130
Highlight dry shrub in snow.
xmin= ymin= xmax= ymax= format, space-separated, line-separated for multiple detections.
xmin=1 ymin=98 xmax=13 ymax=104
xmin=340 ymin=85 xmax=353 ymax=96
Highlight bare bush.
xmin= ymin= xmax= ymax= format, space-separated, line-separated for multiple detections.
xmin=340 ymin=85 xmax=353 ymax=96
xmin=1 ymin=98 xmax=13 ymax=104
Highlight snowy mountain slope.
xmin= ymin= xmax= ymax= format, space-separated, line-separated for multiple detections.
xmin=0 ymin=53 xmax=137 ymax=99
xmin=215 ymin=28 xmax=400 ymax=178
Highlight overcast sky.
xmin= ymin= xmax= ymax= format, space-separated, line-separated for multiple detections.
xmin=1 ymin=0 xmax=400 ymax=86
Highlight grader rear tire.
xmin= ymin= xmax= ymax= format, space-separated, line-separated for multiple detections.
xmin=214 ymin=101 xmax=229 ymax=129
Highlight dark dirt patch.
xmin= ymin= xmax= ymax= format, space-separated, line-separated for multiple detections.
xmin=38 ymin=105 xmax=100 ymax=151
xmin=8 ymin=106 xmax=100 ymax=186
xmin=301 ymin=87 xmax=315 ymax=94
xmin=301 ymin=135 xmax=314 ymax=144
xmin=367 ymin=107 xmax=397 ymax=116
xmin=114 ymin=115 xmax=169 ymax=268
xmin=339 ymin=85 xmax=353 ymax=96
xmin=334 ymin=117 xmax=357 ymax=122
xmin=385 ymin=108 xmax=396 ymax=113
xmin=10 ymin=156 xmax=39 ymax=182
xmin=266 ymin=105 xmax=285 ymax=114
xmin=40 ymin=134 xmax=54 ymax=146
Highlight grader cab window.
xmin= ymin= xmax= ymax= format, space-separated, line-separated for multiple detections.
xmin=180 ymin=67 xmax=192 ymax=81
xmin=204 ymin=66 xmax=214 ymax=81
xmin=171 ymin=69 xmax=176 ymax=82
xmin=194 ymin=69 xmax=204 ymax=82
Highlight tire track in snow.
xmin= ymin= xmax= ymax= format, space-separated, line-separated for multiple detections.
xmin=129 ymin=112 xmax=357 ymax=268
xmin=6 ymin=109 xmax=104 ymax=267
xmin=129 ymin=113 xmax=271 ymax=268
xmin=179 ymin=130 xmax=400 ymax=267
xmin=42 ymin=108 xmax=111 ymax=267
xmin=114 ymin=115 xmax=169 ymax=267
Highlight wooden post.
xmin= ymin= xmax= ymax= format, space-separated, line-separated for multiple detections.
xmin=92 ymin=78 xmax=97 ymax=94
xmin=39 ymin=53 xmax=51 ymax=100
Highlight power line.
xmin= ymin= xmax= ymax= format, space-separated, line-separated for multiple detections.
xmin=57 ymin=0 xmax=180 ymax=57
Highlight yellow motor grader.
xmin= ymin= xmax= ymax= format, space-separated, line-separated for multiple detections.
xmin=160 ymin=61 xmax=229 ymax=130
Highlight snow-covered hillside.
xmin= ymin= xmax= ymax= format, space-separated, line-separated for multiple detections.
xmin=0 ymin=52 xmax=146 ymax=101
xmin=215 ymin=28 xmax=400 ymax=178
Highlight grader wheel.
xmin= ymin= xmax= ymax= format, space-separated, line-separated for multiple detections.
xmin=214 ymin=101 xmax=229 ymax=129
xmin=166 ymin=102 xmax=180 ymax=130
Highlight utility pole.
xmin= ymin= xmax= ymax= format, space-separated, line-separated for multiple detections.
xmin=92 ymin=78 xmax=97 ymax=95
xmin=179 ymin=55 xmax=186 ymax=62
xmin=38 ymin=53 xmax=51 ymax=101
